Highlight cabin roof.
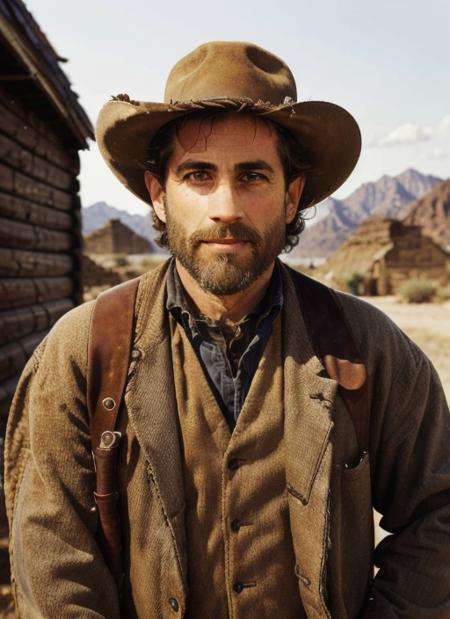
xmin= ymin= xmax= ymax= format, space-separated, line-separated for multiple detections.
xmin=0 ymin=0 xmax=94 ymax=148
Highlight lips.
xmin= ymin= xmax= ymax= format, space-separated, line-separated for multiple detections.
xmin=203 ymin=238 xmax=249 ymax=244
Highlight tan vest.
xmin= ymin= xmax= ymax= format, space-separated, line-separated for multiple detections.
xmin=171 ymin=314 xmax=306 ymax=618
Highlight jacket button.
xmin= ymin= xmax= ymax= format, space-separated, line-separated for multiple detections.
xmin=231 ymin=518 xmax=241 ymax=532
xmin=168 ymin=597 xmax=179 ymax=612
xmin=233 ymin=581 xmax=244 ymax=594
xmin=228 ymin=458 xmax=240 ymax=470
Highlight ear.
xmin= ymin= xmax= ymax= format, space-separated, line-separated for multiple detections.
xmin=285 ymin=176 xmax=306 ymax=224
xmin=144 ymin=170 xmax=166 ymax=223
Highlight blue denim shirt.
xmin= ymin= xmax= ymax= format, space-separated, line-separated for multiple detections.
xmin=166 ymin=260 xmax=283 ymax=429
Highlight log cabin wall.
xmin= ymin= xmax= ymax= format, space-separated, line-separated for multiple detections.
xmin=0 ymin=87 xmax=82 ymax=418
xmin=0 ymin=0 xmax=93 ymax=426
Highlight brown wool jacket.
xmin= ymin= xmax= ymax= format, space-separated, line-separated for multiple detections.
xmin=5 ymin=261 xmax=450 ymax=619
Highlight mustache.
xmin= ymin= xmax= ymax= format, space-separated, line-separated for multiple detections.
xmin=189 ymin=222 xmax=262 ymax=246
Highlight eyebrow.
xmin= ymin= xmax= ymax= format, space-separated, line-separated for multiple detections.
xmin=236 ymin=160 xmax=274 ymax=173
xmin=175 ymin=161 xmax=216 ymax=175
xmin=175 ymin=159 xmax=274 ymax=175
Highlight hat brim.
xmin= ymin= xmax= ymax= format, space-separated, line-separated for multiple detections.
xmin=96 ymin=98 xmax=361 ymax=208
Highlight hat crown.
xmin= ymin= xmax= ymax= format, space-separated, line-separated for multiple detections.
xmin=164 ymin=41 xmax=297 ymax=105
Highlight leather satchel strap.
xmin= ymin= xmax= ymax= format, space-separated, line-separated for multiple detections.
xmin=289 ymin=267 xmax=370 ymax=453
xmin=87 ymin=277 xmax=140 ymax=450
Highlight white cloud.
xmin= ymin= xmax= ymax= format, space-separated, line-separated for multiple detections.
xmin=438 ymin=114 xmax=450 ymax=134
xmin=378 ymin=123 xmax=432 ymax=147
xmin=428 ymin=147 xmax=450 ymax=160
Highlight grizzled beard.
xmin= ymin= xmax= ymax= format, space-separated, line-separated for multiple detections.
xmin=163 ymin=196 xmax=287 ymax=295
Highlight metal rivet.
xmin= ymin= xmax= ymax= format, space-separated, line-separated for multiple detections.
xmin=102 ymin=397 xmax=116 ymax=411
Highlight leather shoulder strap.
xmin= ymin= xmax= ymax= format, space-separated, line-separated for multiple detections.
xmin=87 ymin=277 xmax=140 ymax=451
xmin=288 ymin=267 xmax=370 ymax=453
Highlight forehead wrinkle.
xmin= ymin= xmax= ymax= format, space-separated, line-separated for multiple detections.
xmin=174 ymin=113 xmax=276 ymax=156
xmin=175 ymin=116 xmax=215 ymax=154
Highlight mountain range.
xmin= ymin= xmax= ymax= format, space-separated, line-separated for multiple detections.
xmin=292 ymin=169 xmax=442 ymax=257
xmin=402 ymin=179 xmax=450 ymax=250
xmin=82 ymin=168 xmax=447 ymax=257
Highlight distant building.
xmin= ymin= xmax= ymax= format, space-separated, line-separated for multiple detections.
xmin=84 ymin=219 xmax=152 ymax=255
xmin=81 ymin=254 xmax=122 ymax=288
xmin=322 ymin=218 xmax=449 ymax=295
xmin=0 ymin=0 xmax=93 ymax=418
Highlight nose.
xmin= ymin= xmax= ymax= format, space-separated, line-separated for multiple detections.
xmin=206 ymin=180 xmax=243 ymax=223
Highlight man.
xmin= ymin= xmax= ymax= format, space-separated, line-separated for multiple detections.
xmin=5 ymin=41 xmax=450 ymax=618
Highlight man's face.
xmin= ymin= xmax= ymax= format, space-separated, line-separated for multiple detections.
xmin=146 ymin=114 xmax=303 ymax=295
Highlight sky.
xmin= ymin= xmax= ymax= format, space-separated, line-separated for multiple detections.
xmin=25 ymin=0 xmax=450 ymax=215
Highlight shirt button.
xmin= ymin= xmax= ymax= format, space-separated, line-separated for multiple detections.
xmin=231 ymin=518 xmax=241 ymax=532
xmin=233 ymin=581 xmax=244 ymax=594
xmin=228 ymin=458 xmax=240 ymax=470
xmin=168 ymin=597 xmax=179 ymax=612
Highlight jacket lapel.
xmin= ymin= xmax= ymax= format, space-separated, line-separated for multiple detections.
xmin=124 ymin=263 xmax=187 ymax=578
xmin=282 ymin=267 xmax=336 ymax=617
xmin=282 ymin=266 xmax=336 ymax=500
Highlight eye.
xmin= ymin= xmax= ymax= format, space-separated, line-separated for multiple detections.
xmin=240 ymin=171 xmax=268 ymax=183
xmin=183 ymin=170 xmax=211 ymax=183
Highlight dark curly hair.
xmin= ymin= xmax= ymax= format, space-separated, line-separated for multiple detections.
xmin=146 ymin=110 xmax=313 ymax=252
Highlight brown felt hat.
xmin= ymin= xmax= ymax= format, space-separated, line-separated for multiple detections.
xmin=96 ymin=41 xmax=361 ymax=207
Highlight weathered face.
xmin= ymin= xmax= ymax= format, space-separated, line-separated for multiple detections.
xmin=146 ymin=114 xmax=303 ymax=294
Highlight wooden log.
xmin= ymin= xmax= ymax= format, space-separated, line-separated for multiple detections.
xmin=0 ymin=190 xmax=73 ymax=230
xmin=0 ymin=299 xmax=74 ymax=346
xmin=0 ymin=133 xmax=74 ymax=191
xmin=0 ymin=277 xmax=74 ymax=309
xmin=0 ymin=248 xmax=74 ymax=277
xmin=0 ymin=95 xmax=78 ymax=172
xmin=14 ymin=169 xmax=73 ymax=211
xmin=0 ymin=331 xmax=46 ymax=382
xmin=0 ymin=217 xmax=73 ymax=252
xmin=0 ymin=163 xmax=13 ymax=193
xmin=0 ymin=89 xmax=74 ymax=153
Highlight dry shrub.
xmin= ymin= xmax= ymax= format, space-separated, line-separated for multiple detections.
xmin=435 ymin=284 xmax=450 ymax=302
xmin=399 ymin=279 xmax=437 ymax=303
xmin=344 ymin=271 xmax=364 ymax=296
xmin=113 ymin=253 xmax=130 ymax=267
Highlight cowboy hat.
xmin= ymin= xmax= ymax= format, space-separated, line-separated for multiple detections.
xmin=96 ymin=41 xmax=361 ymax=207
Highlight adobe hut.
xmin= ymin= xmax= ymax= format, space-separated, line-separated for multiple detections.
xmin=0 ymin=0 xmax=93 ymax=419
xmin=84 ymin=218 xmax=152 ymax=255
xmin=322 ymin=218 xmax=449 ymax=295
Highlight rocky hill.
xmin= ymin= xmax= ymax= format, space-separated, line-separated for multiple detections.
xmin=293 ymin=169 xmax=442 ymax=258
xmin=82 ymin=201 xmax=153 ymax=238
xmin=401 ymin=179 xmax=450 ymax=250
xmin=82 ymin=202 xmax=166 ymax=253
